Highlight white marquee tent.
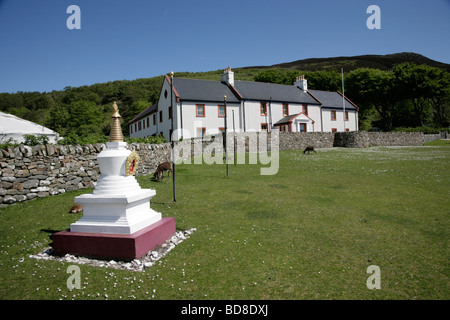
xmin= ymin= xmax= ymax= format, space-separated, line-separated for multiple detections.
xmin=0 ymin=111 xmax=59 ymax=144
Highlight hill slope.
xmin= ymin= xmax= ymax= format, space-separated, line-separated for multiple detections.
xmin=244 ymin=52 xmax=450 ymax=72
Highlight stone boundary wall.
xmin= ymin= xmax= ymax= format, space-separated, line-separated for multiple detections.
xmin=0 ymin=143 xmax=171 ymax=208
xmin=130 ymin=143 xmax=172 ymax=177
xmin=334 ymin=131 xmax=425 ymax=148
xmin=278 ymin=132 xmax=335 ymax=150
xmin=423 ymin=131 xmax=448 ymax=143
xmin=423 ymin=134 xmax=440 ymax=143
xmin=0 ymin=131 xmax=431 ymax=208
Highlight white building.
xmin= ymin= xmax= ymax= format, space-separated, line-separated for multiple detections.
xmin=0 ymin=111 xmax=60 ymax=144
xmin=129 ymin=68 xmax=359 ymax=141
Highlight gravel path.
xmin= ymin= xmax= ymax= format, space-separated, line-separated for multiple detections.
xmin=29 ymin=228 xmax=196 ymax=272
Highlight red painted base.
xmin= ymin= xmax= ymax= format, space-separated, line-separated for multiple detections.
xmin=52 ymin=217 xmax=176 ymax=261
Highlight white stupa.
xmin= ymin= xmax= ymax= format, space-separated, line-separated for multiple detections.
xmin=70 ymin=102 xmax=161 ymax=234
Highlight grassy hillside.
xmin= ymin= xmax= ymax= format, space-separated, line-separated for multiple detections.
xmin=265 ymin=52 xmax=450 ymax=72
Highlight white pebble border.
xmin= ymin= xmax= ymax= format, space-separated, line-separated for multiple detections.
xmin=29 ymin=228 xmax=196 ymax=272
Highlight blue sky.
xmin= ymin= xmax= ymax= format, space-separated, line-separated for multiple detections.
xmin=0 ymin=0 xmax=449 ymax=93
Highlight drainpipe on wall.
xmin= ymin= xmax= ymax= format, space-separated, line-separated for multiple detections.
xmin=269 ymin=97 xmax=272 ymax=131
xmin=156 ymin=110 xmax=159 ymax=134
xmin=242 ymin=101 xmax=246 ymax=132
xmin=180 ymin=101 xmax=183 ymax=139
xmin=320 ymin=106 xmax=323 ymax=132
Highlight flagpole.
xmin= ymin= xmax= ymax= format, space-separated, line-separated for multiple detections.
xmin=341 ymin=68 xmax=346 ymax=132
xmin=232 ymin=109 xmax=236 ymax=166
xmin=170 ymin=71 xmax=177 ymax=202
xmin=224 ymin=95 xmax=229 ymax=177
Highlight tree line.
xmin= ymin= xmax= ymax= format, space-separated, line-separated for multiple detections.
xmin=0 ymin=76 xmax=164 ymax=144
xmin=254 ymin=63 xmax=449 ymax=131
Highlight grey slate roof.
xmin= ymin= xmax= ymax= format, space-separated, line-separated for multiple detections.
xmin=233 ymin=80 xmax=320 ymax=105
xmin=172 ymin=78 xmax=241 ymax=103
xmin=273 ymin=113 xmax=302 ymax=125
xmin=308 ymin=89 xmax=357 ymax=110
xmin=130 ymin=79 xmax=359 ymax=125
xmin=129 ymin=103 xmax=157 ymax=124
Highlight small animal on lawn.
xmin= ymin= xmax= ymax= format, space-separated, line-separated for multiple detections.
xmin=153 ymin=162 xmax=173 ymax=182
xmin=303 ymin=146 xmax=316 ymax=154
xmin=154 ymin=170 xmax=163 ymax=182
xmin=69 ymin=204 xmax=83 ymax=213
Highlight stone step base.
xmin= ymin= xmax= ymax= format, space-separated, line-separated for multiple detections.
xmin=52 ymin=217 xmax=176 ymax=261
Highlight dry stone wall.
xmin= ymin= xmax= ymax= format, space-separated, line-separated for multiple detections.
xmin=0 ymin=143 xmax=172 ymax=208
xmin=278 ymin=132 xmax=335 ymax=150
xmin=130 ymin=142 xmax=172 ymax=177
xmin=1 ymin=144 xmax=103 ymax=208
xmin=333 ymin=131 xmax=425 ymax=148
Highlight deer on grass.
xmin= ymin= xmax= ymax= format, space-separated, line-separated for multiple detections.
xmin=153 ymin=162 xmax=173 ymax=182
xmin=303 ymin=146 xmax=316 ymax=154
xmin=69 ymin=204 xmax=83 ymax=213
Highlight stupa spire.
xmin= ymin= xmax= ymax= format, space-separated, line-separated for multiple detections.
xmin=109 ymin=101 xmax=124 ymax=142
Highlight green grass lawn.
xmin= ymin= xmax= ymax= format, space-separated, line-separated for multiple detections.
xmin=424 ymin=139 xmax=450 ymax=146
xmin=0 ymin=146 xmax=449 ymax=300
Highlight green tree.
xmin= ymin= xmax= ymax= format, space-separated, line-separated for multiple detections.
xmin=393 ymin=63 xmax=449 ymax=127
xmin=46 ymin=104 xmax=70 ymax=135
xmin=254 ymin=69 xmax=342 ymax=91
xmin=0 ymin=93 xmax=23 ymax=112
xmin=346 ymin=68 xmax=397 ymax=131
xmin=393 ymin=63 xmax=433 ymax=127
xmin=69 ymin=100 xmax=104 ymax=136
xmin=430 ymin=71 xmax=450 ymax=127
xmin=304 ymin=70 xmax=342 ymax=91
xmin=254 ymin=69 xmax=300 ymax=85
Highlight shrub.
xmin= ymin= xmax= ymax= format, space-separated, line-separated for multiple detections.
xmin=0 ymin=137 xmax=19 ymax=150
xmin=23 ymin=134 xmax=50 ymax=146
xmin=125 ymin=134 xmax=167 ymax=144
xmin=393 ymin=127 xmax=448 ymax=134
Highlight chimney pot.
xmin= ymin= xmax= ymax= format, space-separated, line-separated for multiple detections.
xmin=294 ymin=75 xmax=307 ymax=92
xmin=221 ymin=66 xmax=234 ymax=86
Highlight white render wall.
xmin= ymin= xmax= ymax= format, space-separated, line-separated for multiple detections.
xmin=157 ymin=78 xmax=179 ymax=141
xmin=129 ymin=114 xmax=158 ymax=139
xmin=243 ymin=101 xmax=322 ymax=133
xmin=129 ymin=101 xmax=358 ymax=138
xmin=243 ymin=101 xmax=267 ymax=132
xmin=321 ymin=109 xmax=358 ymax=132
xmin=180 ymin=101 xmax=241 ymax=138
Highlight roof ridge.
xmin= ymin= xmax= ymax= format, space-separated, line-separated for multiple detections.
xmin=235 ymin=80 xmax=295 ymax=87
xmin=174 ymin=77 xmax=222 ymax=83
xmin=128 ymin=103 xmax=157 ymax=124
xmin=337 ymin=90 xmax=359 ymax=111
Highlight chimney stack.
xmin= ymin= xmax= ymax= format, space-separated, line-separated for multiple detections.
xmin=294 ymin=75 xmax=307 ymax=92
xmin=221 ymin=66 xmax=234 ymax=86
